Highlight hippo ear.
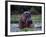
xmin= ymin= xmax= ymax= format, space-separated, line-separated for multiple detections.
xmin=29 ymin=11 xmax=32 ymax=14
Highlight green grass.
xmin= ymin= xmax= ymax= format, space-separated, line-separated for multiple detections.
xmin=32 ymin=15 xmax=41 ymax=20
xmin=21 ymin=28 xmax=34 ymax=32
xmin=11 ymin=15 xmax=42 ymax=23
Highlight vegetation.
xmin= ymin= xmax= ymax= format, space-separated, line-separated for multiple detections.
xmin=11 ymin=5 xmax=41 ymax=15
xmin=11 ymin=15 xmax=41 ymax=23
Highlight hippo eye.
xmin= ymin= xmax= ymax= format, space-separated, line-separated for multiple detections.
xmin=26 ymin=13 xmax=29 ymax=14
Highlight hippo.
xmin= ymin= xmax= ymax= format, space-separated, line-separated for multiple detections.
xmin=19 ymin=11 xmax=32 ymax=29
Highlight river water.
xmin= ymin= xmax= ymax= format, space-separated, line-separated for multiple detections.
xmin=10 ymin=22 xmax=42 ymax=32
